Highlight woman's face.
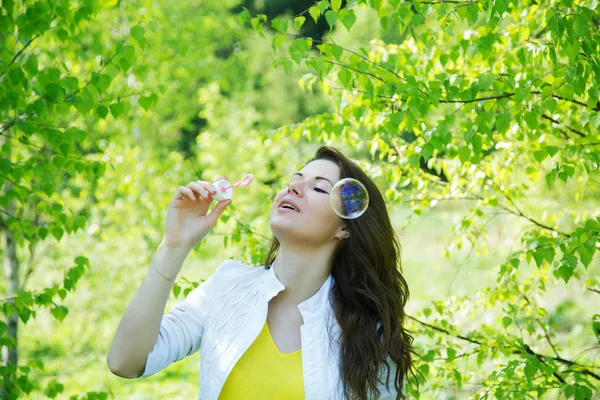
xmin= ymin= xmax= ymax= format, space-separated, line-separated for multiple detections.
xmin=270 ymin=159 xmax=347 ymax=245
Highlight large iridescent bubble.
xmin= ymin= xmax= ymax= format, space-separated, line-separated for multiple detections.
xmin=330 ymin=178 xmax=369 ymax=219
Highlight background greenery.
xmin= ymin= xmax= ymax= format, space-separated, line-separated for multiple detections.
xmin=1 ymin=0 xmax=599 ymax=399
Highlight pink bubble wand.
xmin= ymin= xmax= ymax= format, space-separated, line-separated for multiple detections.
xmin=211 ymin=174 xmax=254 ymax=201
xmin=218 ymin=174 xmax=254 ymax=192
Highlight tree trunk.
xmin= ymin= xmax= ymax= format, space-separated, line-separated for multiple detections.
xmin=1 ymin=180 xmax=20 ymax=398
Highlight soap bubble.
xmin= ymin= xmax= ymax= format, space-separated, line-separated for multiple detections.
xmin=330 ymin=178 xmax=369 ymax=219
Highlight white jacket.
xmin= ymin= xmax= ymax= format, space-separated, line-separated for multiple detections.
xmin=140 ymin=258 xmax=399 ymax=399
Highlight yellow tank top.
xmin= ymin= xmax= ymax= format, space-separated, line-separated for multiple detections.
xmin=218 ymin=321 xmax=304 ymax=399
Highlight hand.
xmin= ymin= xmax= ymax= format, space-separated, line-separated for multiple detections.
xmin=161 ymin=176 xmax=232 ymax=251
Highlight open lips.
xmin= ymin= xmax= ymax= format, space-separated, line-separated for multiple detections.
xmin=278 ymin=199 xmax=300 ymax=212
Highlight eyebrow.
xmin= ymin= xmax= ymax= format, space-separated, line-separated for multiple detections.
xmin=292 ymin=172 xmax=334 ymax=186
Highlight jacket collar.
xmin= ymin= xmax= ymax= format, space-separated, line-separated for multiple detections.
xmin=262 ymin=263 xmax=334 ymax=323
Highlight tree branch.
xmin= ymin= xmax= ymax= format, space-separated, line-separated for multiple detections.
xmin=587 ymin=287 xmax=600 ymax=295
xmin=0 ymin=35 xmax=41 ymax=78
xmin=407 ymin=315 xmax=600 ymax=381
xmin=532 ymin=91 xmax=600 ymax=112
xmin=541 ymin=114 xmax=587 ymax=138
xmin=439 ymin=92 xmax=515 ymax=104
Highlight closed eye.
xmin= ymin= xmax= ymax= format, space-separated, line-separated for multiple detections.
xmin=287 ymin=182 xmax=329 ymax=194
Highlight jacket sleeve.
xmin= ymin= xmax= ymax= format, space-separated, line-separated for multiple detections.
xmin=138 ymin=261 xmax=223 ymax=378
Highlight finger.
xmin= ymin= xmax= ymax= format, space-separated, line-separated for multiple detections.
xmin=173 ymin=186 xmax=190 ymax=201
xmin=197 ymin=181 xmax=219 ymax=196
xmin=206 ymin=199 xmax=232 ymax=227
xmin=177 ymin=186 xmax=196 ymax=201
xmin=188 ymin=182 xmax=209 ymax=199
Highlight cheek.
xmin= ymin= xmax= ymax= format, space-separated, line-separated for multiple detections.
xmin=310 ymin=195 xmax=336 ymax=220
xmin=272 ymin=189 xmax=287 ymax=209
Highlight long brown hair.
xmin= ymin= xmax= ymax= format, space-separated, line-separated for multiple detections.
xmin=263 ymin=146 xmax=418 ymax=399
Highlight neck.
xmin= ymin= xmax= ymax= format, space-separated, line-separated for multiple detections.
xmin=271 ymin=242 xmax=335 ymax=306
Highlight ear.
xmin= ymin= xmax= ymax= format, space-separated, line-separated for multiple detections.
xmin=335 ymin=225 xmax=350 ymax=240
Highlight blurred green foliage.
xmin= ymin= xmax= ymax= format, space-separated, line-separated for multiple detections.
xmin=1 ymin=0 xmax=599 ymax=399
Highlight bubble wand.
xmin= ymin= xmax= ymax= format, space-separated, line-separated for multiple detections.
xmin=210 ymin=174 xmax=254 ymax=201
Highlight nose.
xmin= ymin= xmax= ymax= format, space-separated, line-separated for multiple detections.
xmin=287 ymin=180 xmax=303 ymax=196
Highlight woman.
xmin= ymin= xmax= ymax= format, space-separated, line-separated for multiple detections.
xmin=107 ymin=146 xmax=416 ymax=399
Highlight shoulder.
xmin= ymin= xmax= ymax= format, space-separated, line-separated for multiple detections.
xmin=211 ymin=258 xmax=266 ymax=283
xmin=204 ymin=259 xmax=267 ymax=311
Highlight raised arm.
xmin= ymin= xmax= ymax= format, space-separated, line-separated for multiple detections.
xmin=107 ymin=177 xmax=231 ymax=378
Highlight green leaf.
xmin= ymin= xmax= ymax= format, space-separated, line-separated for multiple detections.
xmin=592 ymin=314 xmax=600 ymax=344
xmin=130 ymin=25 xmax=145 ymax=41
xmin=9 ymin=66 xmax=25 ymax=84
xmin=502 ymin=316 xmax=513 ymax=328
xmin=576 ymin=240 xmax=595 ymax=268
xmin=325 ymin=10 xmax=338 ymax=30
xmin=76 ymin=256 xmax=89 ymax=267
xmin=458 ymin=146 xmax=470 ymax=164
xmin=331 ymin=0 xmax=341 ymax=12
xmin=45 ymin=83 xmax=65 ymax=102
xmin=524 ymin=362 xmax=537 ymax=379
xmin=139 ymin=94 xmax=155 ymax=111
xmin=524 ymin=111 xmax=538 ymax=129
xmin=545 ymin=168 xmax=557 ymax=189
xmin=533 ymin=150 xmax=547 ymax=163
xmin=421 ymin=143 xmax=434 ymax=162
xmin=331 ymin=44 xmax=343 ymax=60
xmin=96 ymin=105 xmax=109 ymax=119
xmin=121 ymin=45 xmax=135 ymax=61
xmin=119 ymin=45 xmax=135 ymax=71
xmin=293 ymin=16 xmax=306 ymax=31
xmin=338 ymin=9 xmax=356 ymax=31
xmin=43 ymin=183 xmax=55 ymax=196
xmin=309 ymin=6 xmax=320 ymax=23
xmin=24 ymin=56 xmax=38 ymax=75
xmin=555 ymin=265 xmax=574 ymax=283
xmin=92 ymin=73 xmax=111 ymax=92
xmin=271 ymin=17 xmax=288 ymax=34
xmin=272 ymin=33 xmax=286 ymax=51
xmin=574 ymin=12 xmax=590 ymax=38
xmin=110 ymin=102 xmax=126 ymax=118
xmin=447 ymin=348 xmax=456 ymax=361
xmin=578 ymin=386 xmax=593 ymax=400
xmin=558 ymin=164 xmax=575 ymax=182
xmin=172 ymin=283 xmax=181 ymax=298
xmin=250 ymin=16 xmax=264 ymax=37
xmin=238 ymin=8 xmax=250 ymax=25
xmin=50 ymin=305 xmax=69 ymax=322
xmin=18 ymin=307 xmax=31 ymax=323
xmin=75 ymin=97 xmax=93 ymax=114
xmin=477 ymin=72 xmax=495 ymax=91
xmin=59 ymin=142 xmax=72 ymax=155
xmin=281 ymin=59 xmax=293 ymax=75
xmin=56 ymin=28 xmax=69 ymax=41
xmin=590 ymin=113 xmax=600 ymax=130
xmin=546 ymin=146 xmax=559 ymax=157
xmin=318 ymin=0 xmax=330 ymax=13
xmin=61 ymin=76 xmax=79 ymax=92
xmin=44 ymin=379 xmax=65 ymax=398
xmin=48 ymin=67 xmax=61 ymax=82
xmin=289 ymin=38 xmax=312 ymax=64
xmin=338 ymin=68 xmax=352 ymax=88
xmin=52 ymin=227 xmax=64 ymax=241
xmin=411 ymin=13 xmax=425 ymax=27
